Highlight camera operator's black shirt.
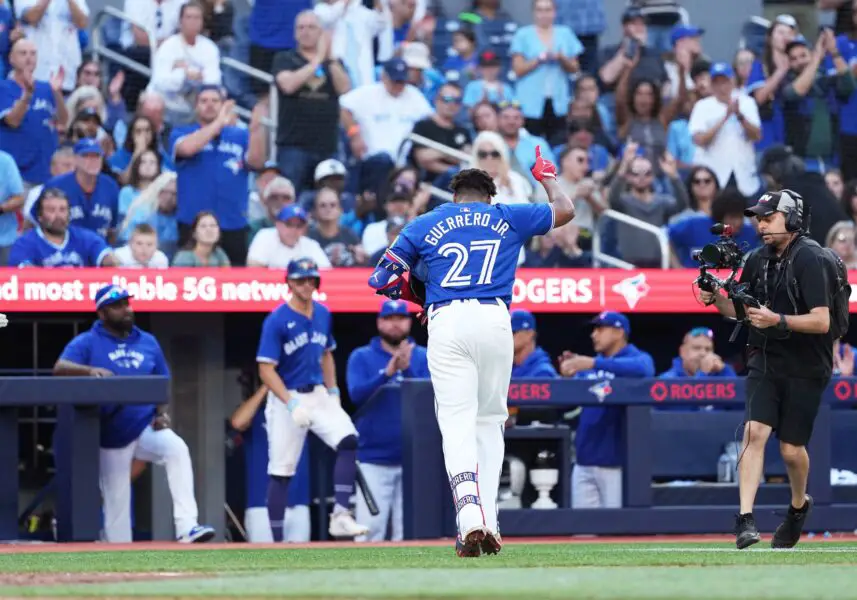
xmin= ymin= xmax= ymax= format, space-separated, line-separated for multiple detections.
xmin=739 ymin=238 xmax=834 ymax=379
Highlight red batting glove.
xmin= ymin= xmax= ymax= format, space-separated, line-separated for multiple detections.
xmin=530 ymin=145 xmax=557 ymax=182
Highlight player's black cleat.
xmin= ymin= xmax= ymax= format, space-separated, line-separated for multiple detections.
xmin=735 ymin=513 xmax=761 ymax=549
xmin=480 ymin=530 xmax=502 ymax=555
xmin=771 ymin=494 xmax=813 ymax=549
xmin=455 ymin=528 xmax=485 ymax=558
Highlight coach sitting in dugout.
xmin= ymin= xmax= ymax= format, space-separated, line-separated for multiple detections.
xmin=53 ymin=285 xmax=215 ymax=544
xmin=346 ymin=299 xmax=429 ymax=542
xmin=507 ymin=309 xmax=559 ymax=427
xmin=559 ymin=311 xmax=655 ymax=509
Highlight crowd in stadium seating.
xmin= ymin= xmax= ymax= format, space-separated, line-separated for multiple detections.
xmin=2 ymin=0 xmax=857 ymax=271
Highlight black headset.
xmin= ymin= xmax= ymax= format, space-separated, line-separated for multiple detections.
xmin=780 ymin=189 xmax=805 ymax=232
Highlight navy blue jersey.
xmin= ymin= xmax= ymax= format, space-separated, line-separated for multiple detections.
xmin=8 ymin=225 xmax=110 ymax=267
xmin=386 ymin=202 xmax=554 ymax=306
xmin=59 ymin=321 xmax=168 ymax=448
xmin=256 ymin=301 xmax=336 ymax=389
xmin=36 ymin=172 xmax=120 ymax=239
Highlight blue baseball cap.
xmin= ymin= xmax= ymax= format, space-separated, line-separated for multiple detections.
xmin=286 ymin=257 xmax=320 ymax=280
xmin=510 ymin=310 xmax=536 ymax=333
xmin=785 ymin=35 xmax=809 ymax=53
xmin=687 ymin=326 xmax=714 ymax=339
xmin=384 ymin=58 xmax=409 ymax=82
xmin=74 ymin=138 xmax=104 ymax=157
xmin=621 ymin=6 xmax=644 ymax=22
xmin=276 ymin=204 xmax=308 ymax=223
xmin=670 ymin=25 xmax=704 ymax=46
xmin=95 ymin=285 xmax=132 ymax=310
xmin=709 ymin=62 xmax=734 ymax=80
xmin=379 ymin=299 xmax=409 ymax=318
xmin=591 ymin=311 xmax=630 ymax=336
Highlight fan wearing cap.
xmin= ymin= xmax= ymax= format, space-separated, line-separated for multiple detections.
xmin=700 ymin=188 xmax=837 ymax=549
xmin=297 ymin=158 xmax=356 ymax=214
xmin=400 ymin=41 xmax=445 ymax=103
xmin=664 ymin=25 xmax=706 ymax=97
xmin=169 ymin=85 xmax=268 ymax=265
xmin=0 ymin=38 xmax=67 ymax=187
xmin=346 ymin=299 xmax=429 ymax=542
xmin=247 ymin=204 xmax=331 ymax=269
xmin=9 ymin=187 xmax=115 ymax=267
xmin=339 ymin=57 xmax=432 ymax=165
xmin=598 ymin=7 xmax=667 ymax=94
xmin=53 ymin=285 xmax=216 ymax=544
xmin=688 ymin=62 xmax=762 ymax=198
xmin=558 ymin=312 xmax=655 ymax=509
xmin=780 ymin=30 xmax=854 ymax=174
xmin=462 ymin=50 xmax=517 ymax=109
xmin=32 ymin=139 xmax=120 ymax=241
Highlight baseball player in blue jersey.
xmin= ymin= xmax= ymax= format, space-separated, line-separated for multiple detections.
xmin=229 ymin=385 xmax=312 ymax=543
xmin=368 ymin=147 xmax=575 ymax=556
xmin=257 ymin=257 xmax=369 ymax=540
xmin=53 ymin=285 xmax=215 ymax=543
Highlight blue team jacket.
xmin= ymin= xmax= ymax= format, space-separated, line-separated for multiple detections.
xmin=574 ymin=344 xmax=655 ymax=467
xmin=346 ymin=337 xmax=429 ymax=466
xmin=512 ymin=347 xmax=558 ymax=378
xmin=659 ymin=357 xmax=737 ymax=378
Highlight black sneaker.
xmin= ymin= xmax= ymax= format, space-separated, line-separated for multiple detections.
xmin=735 ymin=513 xmax=761 ymax=549
xmin=771 ymin=495 xmax=813 ymax=549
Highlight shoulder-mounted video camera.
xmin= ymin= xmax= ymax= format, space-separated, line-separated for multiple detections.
xmin=694 ymin=223 xmax=761 ymax=342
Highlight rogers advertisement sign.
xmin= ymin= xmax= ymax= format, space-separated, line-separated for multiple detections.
xmin=649 ymin=381 xmax=737 ymax=403
xmin=2 ymin=268 xmax=857 ymax=313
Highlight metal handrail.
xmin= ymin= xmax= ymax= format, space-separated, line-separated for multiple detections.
xmin=408 ymin=133 xmax=474 ymax=164
xmin=592 ymin=209 xmax=671 ymax=270
xmin=90 ymin=8 xmax=279 ymax=161
xmin=91 ymin=6 xmax=156 ymax=79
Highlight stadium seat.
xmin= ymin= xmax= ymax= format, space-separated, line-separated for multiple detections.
xmin=739 ymin=16 xmax=771 ymax=57
xmin=639 ymin=5 xmax=690 ymax=54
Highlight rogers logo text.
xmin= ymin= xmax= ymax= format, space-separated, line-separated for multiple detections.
xmin=650 ymin=381 xmax=737 ymax=402
xmin=508 ymin=383 xmax=553 ymax=402
xmin=512 ymin=277 xmax=593 ymax=305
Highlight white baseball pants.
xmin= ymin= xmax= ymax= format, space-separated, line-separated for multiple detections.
xmin=572 ymin=464 xmax=623 ymax=508
xmin=355 ymin=463 xmax=403 ymax=542
xmin=99 ymin=425 xmax=200 ymax=542
xmin=426 ymin=298 xmax=513 ymax=538
xmin=265 ymin=386 xmax=357 ymax=477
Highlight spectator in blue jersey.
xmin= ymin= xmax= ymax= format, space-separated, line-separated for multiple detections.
xmin=9 ymin=188 xmax=115 ymax=267
xmin=462 ymin=50 xmax=516 ymax=111
xmin=229 ymin=385 xmax=312 ymax=543
xmin=660 ymin=327 xmax=737 ymax=379
xmin=346 ymin=299 xmax=429 ymax=542
xmin=0 ymin=38 xmax=68 ymax=187
xmin=0 ymin=149 xmax=25 ymax=265
xmin=36 ymin=139 xmax=120 ymax=242
xmin=54 ymin=285 xmax=215 ymax=544
xmin=248 ymin=0 xmax=312 ymax=98
xmin=668 ymin=189 xmax=759 ymax=268
xmin=119 ymin=171 xmax=180 ymax=259
xmin=170 ymin=86 xmax=268 ymax=266
xmin=559 ymin=312 xmax=655 ymax=508
xmin=441 ymin=27 xmax=479 ymax=85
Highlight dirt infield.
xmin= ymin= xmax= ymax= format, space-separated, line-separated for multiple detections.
xmin=1 ymin=533 xmax=855 ymax=554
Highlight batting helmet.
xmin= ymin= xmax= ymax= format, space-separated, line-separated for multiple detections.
xmin=286 ymin=257 xmax=321 ymax=289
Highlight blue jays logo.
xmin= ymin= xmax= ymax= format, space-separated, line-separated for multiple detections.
xmin=588 ymin=380 xmax=613 ymax=403
xmin=612 ymin=273 xmax=650 ymax=310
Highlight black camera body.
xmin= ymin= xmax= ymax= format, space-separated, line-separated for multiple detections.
xmin=694 ymin=224 xmax=761 ymax=341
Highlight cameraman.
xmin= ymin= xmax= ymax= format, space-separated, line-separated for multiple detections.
xmin=697 ymin=189 xmax=832 ymax=551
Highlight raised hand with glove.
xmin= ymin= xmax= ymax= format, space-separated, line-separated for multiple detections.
xmin=531 ymin=145 xmax=576 ymax=228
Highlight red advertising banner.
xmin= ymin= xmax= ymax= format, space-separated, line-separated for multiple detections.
xmin=0 ymin=267 xmax=855 ymax=313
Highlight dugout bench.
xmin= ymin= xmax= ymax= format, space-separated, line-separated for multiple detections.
xmin=0 ymin=376 xmax=169 ymax=542
xmin=400 ymin=377 xmax=857 ymax=539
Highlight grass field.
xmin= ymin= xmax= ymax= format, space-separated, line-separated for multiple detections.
xmin=0 ymin=538 xmax=856 ymax=599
